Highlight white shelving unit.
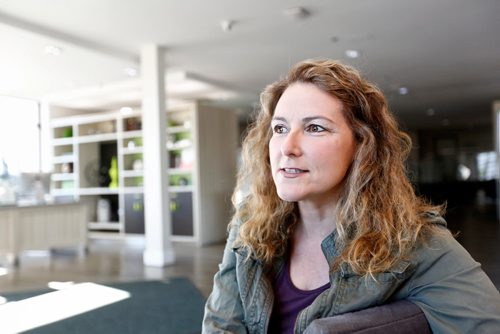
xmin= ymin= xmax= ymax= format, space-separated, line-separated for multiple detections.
xmin=50 ymin=111 xmax=125 ymax=234
xmin=49 ymin=102 xmax=238 ymax=245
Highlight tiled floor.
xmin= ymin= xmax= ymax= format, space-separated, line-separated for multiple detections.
xmin=0 ymin=204 xmax=498 ymax=299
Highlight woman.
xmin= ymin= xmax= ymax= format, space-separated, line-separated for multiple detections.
xmin=202 ymin=59 xmax=500 ymax=333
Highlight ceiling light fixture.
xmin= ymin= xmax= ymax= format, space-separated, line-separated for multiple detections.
xmin=426 ymin=108 xmax=435 ymax=116
xmin=398 ymin=86 xmax=409 ymax=95
xmin=283 ymin=6 xmax=310 ymax=20
xmin=220 ymin=20 xmax=235 ymax=32
xmin=123 ymin=67 xmax=138 ymax=77
xmin=44 ymin=45 xmax=63 ymax=56
xmin=345 ymin=49 xmax=360 ymax=59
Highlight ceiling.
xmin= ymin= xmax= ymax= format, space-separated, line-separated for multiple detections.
xmin=0 ymin=0 xmax=499 ymax=129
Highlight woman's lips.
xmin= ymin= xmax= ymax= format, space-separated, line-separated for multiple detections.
xmin=280 ymin=168 xmax=308 ymax=177
xmin=282 ymin=168 xmax=305 ymax=173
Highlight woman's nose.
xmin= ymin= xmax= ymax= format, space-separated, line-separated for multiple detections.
xmin=281 ymin=130 xmax=303 ymax=157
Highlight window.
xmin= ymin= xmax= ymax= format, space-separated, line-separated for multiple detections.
xmin=0 ymin=95 xmax=40 ymax=175
xmin=477 ymin=151 xmax=498 ymax=181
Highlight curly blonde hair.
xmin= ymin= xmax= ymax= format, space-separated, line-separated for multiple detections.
xmin=232 ymin=59 xmax=443 ymax=275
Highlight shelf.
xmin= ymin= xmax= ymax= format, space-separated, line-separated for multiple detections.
xmin=78 ymin=187 xmax=120 ymax=195
xmin=51 ymin=118 xmax=74 ymax=128
xmin=123 ymin=186 xmax=144 ymax=194
xmin=168 ymin=168 xmax=193 ymax=175
xmin=51 ymin=189 xmax=77 ymax=197
xmin=51 ymin=173 xmax=75 ymax=181
xmin=122 ymin=130 xmax=143 ymax=139
xmin=121 ymin=170 xmax=143 ymax=178
xmin=51 ymin=110 xmax=117 ymax=128
xmin=88 ymin=231 xmax=125 ymax=239
xmin=167 ymin=125 xmax=191 ymax=134
xmin=77 ymin=133 xmax=118 ymax=144
xmin=88 ymin=222 xmax=122 ymax=231
xmin=120 ymin=186 xmax=192 ymax=193
xmin=169 ymin=185 xmax=193 ymax=192
xmin=167 ymin=141 xmax=192 ymax=150
xmin=52 ymin=188 xmax=120 ymax=196
xmin=52 ymin=155 xmax=75 ymax=163
xmin=53 ymin=137 xmax=74 ymax=146
xmin=122 ymin=147 xmax=143 ymax=155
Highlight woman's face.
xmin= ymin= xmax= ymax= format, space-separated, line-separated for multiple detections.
xmin=269 ymin=82 xmax=356 ymax=205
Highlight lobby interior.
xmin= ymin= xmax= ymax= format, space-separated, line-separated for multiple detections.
xmin=0 ymin=1 xmax=499 ymax=329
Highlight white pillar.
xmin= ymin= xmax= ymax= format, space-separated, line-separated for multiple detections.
xmin=493 ymin=101 xmax=500 ymax=221
xmin=39 ymin=99 xmax=52 ymax=173
xmin=141 ymin=44 xmax=175 ymax=266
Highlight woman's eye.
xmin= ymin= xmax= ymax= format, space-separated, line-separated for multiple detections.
xmin=306 ymin=124 xmax=326 ymax=133
xmin=273 ymin=125 xmax=287 ymax=134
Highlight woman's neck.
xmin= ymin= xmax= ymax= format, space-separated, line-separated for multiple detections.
xmin=296 ymin=200 xmax=337 ymax=241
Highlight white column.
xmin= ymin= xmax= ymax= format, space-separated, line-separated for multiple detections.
xmin=39 ymin=99 xmax=52 ymax=173
xmin=141 ymin=44 xmax=175 ymax=266
xmin=493 ymin=101 xmax=500 ymax=221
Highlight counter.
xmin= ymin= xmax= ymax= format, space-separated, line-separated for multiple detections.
xmin=0 ymin=202 xmax=87 ymax=265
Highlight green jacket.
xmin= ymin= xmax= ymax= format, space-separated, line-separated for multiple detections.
xmin=203 ymin=219 xmax=500 ymax=333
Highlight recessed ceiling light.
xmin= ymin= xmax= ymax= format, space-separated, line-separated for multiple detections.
xmin=220 ymin=19 xmax=235 ymax=32
xmin=345 ymin=49 xmax=360 ymax=59
xmin=44 ymin=45 xmax=63 ymax=56
xmin=442 ymin=119 xmax=450 ymax=126
xmin=426 ymin=108 xmax=435 ymax=116
xmin=398 ymin=86 xmax=409 ymax=95
xmin=283 ymin=6 xmax=310 ymax=20
xmin=123 ymin=67 xmax=138 ymax=77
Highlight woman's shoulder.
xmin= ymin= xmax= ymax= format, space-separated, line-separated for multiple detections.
xmin=410 ymin=218 xmax=479 ymax=281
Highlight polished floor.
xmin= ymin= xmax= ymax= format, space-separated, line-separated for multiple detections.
xmin=0 ymin=237 xmax=224 ymax=298
xmin=0 ymin=205 xmax=499 ymax=300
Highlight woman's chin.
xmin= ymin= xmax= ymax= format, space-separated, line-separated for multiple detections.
xmin=276 ymin=190 xmax=303 ymax=203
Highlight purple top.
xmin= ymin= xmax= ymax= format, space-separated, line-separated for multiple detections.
xmin=268 ymin=260 xmax=330 ymax=333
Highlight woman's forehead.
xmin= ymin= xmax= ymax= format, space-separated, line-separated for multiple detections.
xmin=273 ymin=83 xmax=345 ymax=120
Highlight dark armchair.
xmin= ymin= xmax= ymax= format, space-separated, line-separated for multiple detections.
xmin=304 ymin=300 xmax=431 ymax=334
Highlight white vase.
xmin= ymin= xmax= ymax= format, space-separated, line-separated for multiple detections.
xmin=97 ymin=199 xmax=111 ymax=222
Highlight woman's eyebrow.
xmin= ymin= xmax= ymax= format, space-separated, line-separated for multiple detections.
xmin=302 ymin=116 xmax=335 ymax=124
xmin=272 ymin=115 xmax=336 ymax=124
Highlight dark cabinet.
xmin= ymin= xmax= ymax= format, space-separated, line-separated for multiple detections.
xmin=124 ymin=193 xmax=145 ymax=234
xmin=170 ymin=192 xmax=193 ymax=236
xmin=124 ymin=191 xmax=193 ymax=236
